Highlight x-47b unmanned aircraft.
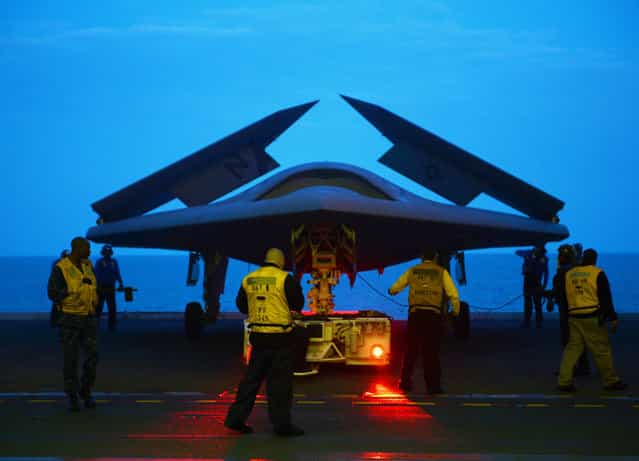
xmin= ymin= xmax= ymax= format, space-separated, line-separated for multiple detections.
xmin=87 ymin=95 xmax=568 ymax=372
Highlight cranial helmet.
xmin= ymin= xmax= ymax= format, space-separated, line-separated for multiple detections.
xmin=101 ymin=244 xmax=113 ymax=256
xmin=557 ymin=244 xmax=575 ymax=264
xmin=264 ymin=248 xmax=285 ymax=269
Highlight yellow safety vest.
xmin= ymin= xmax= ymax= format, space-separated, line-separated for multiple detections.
xmin=408 ymin=261 xmax=445 ymax=314
xmin=243 ymin=266 xmax=293 ymax=334
xmin=56 ymin=257 xmax=98 ymax=315
xmin=565 ymin=265 xmax=602 ymax=315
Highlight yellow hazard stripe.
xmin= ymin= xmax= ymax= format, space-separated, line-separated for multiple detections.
xmin=525 ymin=403 xmax=549 ymax=408
xmin=27 ymin=399 xmax=57 ymax=403
xmin=462 ymin=403 xmax=493 ymax=407
xmin=574 ymin=403 xmax=606 ymax=408
xmin=296 ymin=400 xmax=325 ymax=405
xmin=194 ymin=399 xmax=218 ymax=404
xmin=135 ymin=400 xmax=164 ymax=404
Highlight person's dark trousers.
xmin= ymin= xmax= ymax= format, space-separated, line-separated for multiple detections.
xmin=401 ymin=310 xmax=442 ymax=392
xmin=523 ymin=276 xmax=543 ymax=326
xmin=292 ymin=326 xmax=310 ymax=371
xmin=559 ymin=308 xmax=590 ymax=374
xmin=58 ymin=313 xmax=99 ymax=397
xmin=225 ymin=340 xmax=294 ymax=430
xmin=49 ymin=303 xmax=59 ymax=328
xmin=97 ymin=285 xmax=117 ymax=330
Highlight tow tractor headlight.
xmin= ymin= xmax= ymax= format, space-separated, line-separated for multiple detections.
xmin=370 ymin=344 xmax=385 ymax=359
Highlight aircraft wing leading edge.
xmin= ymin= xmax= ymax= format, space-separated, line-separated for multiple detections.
xmin=91 ymin=100 xmax=318 ymax=222
xmin=341 ymin=95 xmax=564 ymax=221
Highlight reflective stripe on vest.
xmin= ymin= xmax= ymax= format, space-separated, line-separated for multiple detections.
xmin=56 ymin=258 xmax=98 ymax=315
xmin=408 ymin=261 xmax=445 ymax=315
xmin=565 ymin=265 xmax=601 ymax=315
xmin=243 ymin=266 xmax=293 ymax=334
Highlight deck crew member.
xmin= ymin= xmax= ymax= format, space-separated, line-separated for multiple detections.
xmin=94 ymin=244 xmax=124 ymax=331
xmin=547 ymin=244 xmax=589 ymax=376
xmin=516 ymin=245 xmax=548 ymax=328
xmin=224 ymin=248 xmax=306 ymax=437
xmin=47 ymin=237 xmax=99 ymax=411
xmin=388 ymin=248 xmax=460 ymax=394
xmin=49 ymin=249 xmax=69 ymax=328
xmin=557 ymin=248 xmax=627 ymax=392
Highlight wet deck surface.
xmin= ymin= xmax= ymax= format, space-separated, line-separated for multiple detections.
xmin=1 ymin=315 xmax=638 ymax=460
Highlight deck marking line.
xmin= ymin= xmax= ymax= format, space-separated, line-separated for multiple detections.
xmin=525 ymin=403 xmax=549 ymax=408
xmin=194 ymin=399 xmax=218 ymax=404
xmin=602 ymin=395 xmax=635 ymax=400
xmin=296 ymin=400 xmax=325 ymax=405
xmin=164 ymin=391 xmax=205 ymax=396
xmin=27 ymin=399 xmax=57 ymax=404
xmin=135 ymin=400 xmax=164 ymax=404
xmin=574 ymin=403 xmax=606 ymax=408
xmin=462 ymin=403 xmax=493 ymax=407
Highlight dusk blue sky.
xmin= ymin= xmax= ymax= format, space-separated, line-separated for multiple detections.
xmin=2 ymin=1 xmax=638 ymax=257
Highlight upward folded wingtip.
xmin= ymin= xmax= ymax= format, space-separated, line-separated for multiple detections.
xmin=91 ymin=99 xmax=320 ymax=223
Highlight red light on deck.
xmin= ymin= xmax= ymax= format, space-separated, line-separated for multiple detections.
xmin=371 ymin=345 xmax=385 ymax=359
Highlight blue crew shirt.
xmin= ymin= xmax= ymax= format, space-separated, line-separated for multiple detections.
xmin=515 ymin=249 xmax=548 ymax=287
xmin=94 ymin=257 xmax=123 ymax=287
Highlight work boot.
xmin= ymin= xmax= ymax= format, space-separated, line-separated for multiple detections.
xmin=224 ymin=422 xmax=253 ymax=434
xmin=67 ymin=394 xmax=81 ymax=412
xmin=604 ymin=381 xmax=628 ymax=391
xmin=274 ymin=424 xmax=304 ymax=437
xmin=79 ymin=388 xmax=96 ymax=409
xmin=82 ymin=395 xmax=96 ymax=409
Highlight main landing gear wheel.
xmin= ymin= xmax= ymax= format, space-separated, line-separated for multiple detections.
xmin=185 ymin=301 xmax=204 ymax=340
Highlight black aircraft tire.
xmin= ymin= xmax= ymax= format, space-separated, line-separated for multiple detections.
xmin=454 ymin=301 xmax=470 ymax=340
xmin=185 ymin=302 xmax=204 ymax=340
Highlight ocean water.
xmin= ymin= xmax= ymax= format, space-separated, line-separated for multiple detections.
xmin=2 ymin=253 xmax=637 ymax=319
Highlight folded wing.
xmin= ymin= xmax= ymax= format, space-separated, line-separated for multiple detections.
xmin=92 ymin=100 xmax=318 ymax=222
xmin=341 ymin=95 xmax=563 ymax=221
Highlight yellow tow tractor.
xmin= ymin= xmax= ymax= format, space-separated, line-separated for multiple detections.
xmin=243 ymin=224 xmax=392 ymax=374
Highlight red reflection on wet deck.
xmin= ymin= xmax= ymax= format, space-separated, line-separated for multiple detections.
xmin=356 ymin=454 xmax=490 ymax=460
xmin=72 ymin=454 xmax=489 ymax=461
xmin=126 ymin=406 xmax=241 ymax=445
xmin=358 ymin=383 xmax=433 ymax=423
xmin=362 ymin=382 xmax=408 ymax=401
xmin=217 ymin=389 xmax=266 ymax=403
